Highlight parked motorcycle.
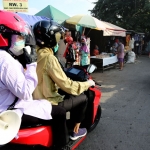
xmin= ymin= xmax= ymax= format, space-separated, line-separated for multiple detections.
xmin=0 ymin=64 xmax=102 ymax=150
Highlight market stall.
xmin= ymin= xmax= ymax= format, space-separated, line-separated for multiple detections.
xmin=90 ymin=53 xmax=118 ymax=72
xmin=65 ymin=14 xmax=127 ymax=71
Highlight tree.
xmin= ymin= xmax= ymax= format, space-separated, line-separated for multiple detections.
xmin=90 ymin=0 xmax=150 ymax=33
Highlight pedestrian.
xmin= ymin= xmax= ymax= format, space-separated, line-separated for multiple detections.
xmin=145 ymin=39 xmax=150 ymax=58
xmin=116 ymin=39 xmax=125 ymax=71
xmin=63 ymin=36 xmax=77 ymax=68
xmin=79 ymin=38 xmax=90 ymax=66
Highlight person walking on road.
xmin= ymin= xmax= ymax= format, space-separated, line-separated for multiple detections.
xmin=145 ymin=39 xmax=150 ymax=58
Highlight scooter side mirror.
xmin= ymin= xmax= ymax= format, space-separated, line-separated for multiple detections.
xmin=87 ymin=64 xmax=97 ymax=73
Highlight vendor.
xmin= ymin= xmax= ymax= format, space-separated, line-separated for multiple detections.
xmin=92 ymin=45 xmax=100 ymax=56
xmin=112 ymin=39 xmax=119 ymax=53
xmin=116 ymin=39 xmax=125 ymax=71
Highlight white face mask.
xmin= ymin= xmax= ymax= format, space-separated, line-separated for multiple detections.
xmin=9 ymin=35 xmax=25 ymax=56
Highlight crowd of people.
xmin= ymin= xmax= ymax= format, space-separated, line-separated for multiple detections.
xmin=62 ymin=30 xmax=149 ymax=73
xmin=63 ymin=31 xmax=91 ymax=68
xmin=91 ymin=37 xmax=125 ymax=71
xmin=62 ymin=30 xmax=136 ymax=72
xmin=0 ymin=10 xmax=95 ymax=150
xmin=101 ymin=34 xmax=147 ymax=71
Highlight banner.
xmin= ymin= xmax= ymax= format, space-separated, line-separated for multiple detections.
xmin=103 ymin=29 xmax=126 ymax=37
xmin=3 ymin=0 xmax=28 ymax=12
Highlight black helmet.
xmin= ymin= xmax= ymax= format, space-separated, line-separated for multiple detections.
xmin=33 ymin=20 xmax=64 ymax=48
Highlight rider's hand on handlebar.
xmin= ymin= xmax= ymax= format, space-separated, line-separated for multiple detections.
xmin=87 ymin=79 xmax=95 ymax=87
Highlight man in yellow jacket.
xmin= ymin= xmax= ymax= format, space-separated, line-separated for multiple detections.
xmin=32 ymin=20 xmax=95 ymax=143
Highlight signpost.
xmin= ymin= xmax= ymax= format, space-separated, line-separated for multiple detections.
xmin=3 ymin=0 xmax=28 ymax=12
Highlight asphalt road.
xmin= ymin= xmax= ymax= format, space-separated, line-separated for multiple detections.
xmin=77 ymin=55 xmax=150 ymax=150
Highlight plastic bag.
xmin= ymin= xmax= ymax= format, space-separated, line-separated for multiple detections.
xmin=126 ymin=51 xmax=135 ymax=63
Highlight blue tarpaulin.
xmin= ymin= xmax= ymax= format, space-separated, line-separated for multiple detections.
xmin=16 ymin=12 xmax=68 ymax=32
xmin=16 ymin=12 xmax=51 ymax=26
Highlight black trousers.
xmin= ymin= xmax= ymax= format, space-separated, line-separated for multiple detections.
xmin=21 ymin=94 xmax=88 ymax=148
xmin=58 ymin=93 xmax=88 ymax=123
xmin=21 ymin=105 xmax=68 ymax=148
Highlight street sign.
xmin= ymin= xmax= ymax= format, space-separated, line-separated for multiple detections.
xmin=3 ymin=0 xmax=28 ymax=12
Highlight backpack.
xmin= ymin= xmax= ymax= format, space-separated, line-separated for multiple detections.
xmin=65 ymin=44 xmax=76 ymax=62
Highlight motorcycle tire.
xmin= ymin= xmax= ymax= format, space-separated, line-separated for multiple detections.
xmin=88 ymin=105 xmax=102 ymax=133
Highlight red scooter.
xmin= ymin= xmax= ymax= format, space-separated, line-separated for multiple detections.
xmin=1 ymin=64 xmax=102 ymax=150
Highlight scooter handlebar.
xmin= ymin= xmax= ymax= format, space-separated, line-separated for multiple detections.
xmin=93 ymin=80 xmax=101 ymax=86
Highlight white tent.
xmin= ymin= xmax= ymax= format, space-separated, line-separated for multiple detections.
xmin=102 ymin=21 xmax=126 ymax=37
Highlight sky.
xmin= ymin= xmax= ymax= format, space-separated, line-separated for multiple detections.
xmin=0 ymin=0 xmax=97 ymax=16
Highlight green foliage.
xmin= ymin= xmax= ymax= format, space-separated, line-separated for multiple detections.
xmin=90 ymin=0 xmax=150 ymax=33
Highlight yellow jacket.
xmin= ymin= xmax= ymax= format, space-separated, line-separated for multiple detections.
xmin=33 ymin=47 xmax=90 ymax=105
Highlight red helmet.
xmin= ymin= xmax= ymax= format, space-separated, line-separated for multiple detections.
xmin=0 ymin=10 xmax=33 ymax=47
xmin=65 ymin=36 xmax=73 ymax=44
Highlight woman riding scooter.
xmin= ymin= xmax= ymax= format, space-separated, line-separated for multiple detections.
xmin=32 ymin=20 xmax=95 ymax=142
xmin=0 ymin=10 xmax=68 ymax=150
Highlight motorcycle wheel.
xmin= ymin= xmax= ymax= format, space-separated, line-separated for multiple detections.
xmin=88 ymin=105 xmax=101 ymax=133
